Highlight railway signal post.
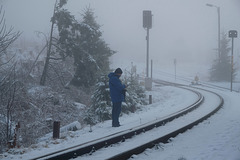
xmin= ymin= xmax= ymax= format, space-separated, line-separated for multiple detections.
xmin=228 ymin=30 xmax=237 ymax=92
xmin=143 ymin=10 xmax=153 ymax=90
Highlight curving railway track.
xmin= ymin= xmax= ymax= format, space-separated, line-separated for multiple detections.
xmin=31 ymin=80 xmax=223 ymax=160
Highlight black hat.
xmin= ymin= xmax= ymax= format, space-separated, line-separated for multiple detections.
xmin=114 ymin=68 xmax=123 ymax=74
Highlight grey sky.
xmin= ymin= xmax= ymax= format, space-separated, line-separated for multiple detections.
xmin=3 ymin=0 xmax=240 ymax=68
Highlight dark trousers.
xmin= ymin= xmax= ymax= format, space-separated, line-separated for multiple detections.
xmin=112 ymin=102 xmax=122 ymax=126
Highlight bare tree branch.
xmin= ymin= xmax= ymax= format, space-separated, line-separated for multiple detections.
xmin=0 ymin=6 xmax=21 ymax=67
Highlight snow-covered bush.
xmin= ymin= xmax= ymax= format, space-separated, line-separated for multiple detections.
xmin=84 ymin=74 xmax=111 ymax=123
xmin=122 ymin=69 xmax=146 ymax=113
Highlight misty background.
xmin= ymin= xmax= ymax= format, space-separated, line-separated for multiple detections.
xmin=1 ymin=0 xmax=240 ymax=155
xmin=2 ymin=0 xmax=240 ymax=78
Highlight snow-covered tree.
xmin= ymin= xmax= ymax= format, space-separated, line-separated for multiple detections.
xmin=0 ymin=6 xmax=20 ymax=66
xmin=84 ymin=74 xmax=111 ymax=123
xmin=209 ymin=32 xmax=237 ymax=82
xmin=122 ymin=67 xmax=146 ymax=113
xmin=0 ymin=5 xmax=20 ymax=152
xmin=54 ymin=4 xmax=115 ymax=87
xmin=40 ymin=0 xmax=75 ymax=86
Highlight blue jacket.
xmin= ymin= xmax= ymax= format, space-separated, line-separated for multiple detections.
xmin=108 ymin=72 xmax=126 ymax=103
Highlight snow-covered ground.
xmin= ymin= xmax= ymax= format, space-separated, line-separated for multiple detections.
xmin=134 ymin=86 xmax=240 ymax=160
xmin=1 ymin=62 xmax=240 ymax=160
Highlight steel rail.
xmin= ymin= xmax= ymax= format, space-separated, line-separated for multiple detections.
xmin=155 ymin=78 xmax=239 ymax=92
xmin=106 ymin=85 xmax=224 ymax=160
xmin=31 ymin=84 xmax=203 ymax=160
xmin=197 ymin=81 xmax=239 ymax=92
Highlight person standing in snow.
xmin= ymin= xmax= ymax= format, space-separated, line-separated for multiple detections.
xmin=108 ymin=68 xmax=126 ymax=127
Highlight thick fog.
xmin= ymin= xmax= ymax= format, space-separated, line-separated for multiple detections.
xmin=2 ymin=0 xmax=240 ymax=69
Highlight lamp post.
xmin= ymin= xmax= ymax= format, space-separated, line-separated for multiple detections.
xmin=206 ymin=3 xmax=221 ymax=61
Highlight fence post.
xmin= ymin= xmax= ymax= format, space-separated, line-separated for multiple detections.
xmin=53 ymin=121 xmax=60 ymax=139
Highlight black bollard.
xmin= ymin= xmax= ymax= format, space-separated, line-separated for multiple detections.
xmin=149 ymin=95 xmax=152 ymax=104
xmin=53 ymin=121 xmax=60 ymax=139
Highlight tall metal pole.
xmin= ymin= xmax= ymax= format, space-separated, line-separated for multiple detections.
xmin=174 ymin=59 xmax=176 ymax=81
xmin=143 ymin=10 xmax=152 ymax=90
xmin=206 ymin=4 xmax=221 ymax=61
xmin=229 ymin=30 xmax=237 ymax=92
xmin=151 ymin=59 xmax=153 ymax=79
xmin=146 ymin=28 xmax=149 ymax=77
xmin=231 ymin=37 xmax=234 ymax=92
xmin=217 ymin=7 xmax=221 ymax=61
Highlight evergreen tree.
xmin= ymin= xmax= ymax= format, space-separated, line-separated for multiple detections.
xmin=122 ymin=68 xmax=146 ymax=113
xmin=53 ymin=5 xmax=115 ymax=87
xmin=81 ymin=8 xmax=114 ymax=72
xmin=84 ymin=74 xmax=112 ymax=123
xmin=209 ymin=32 xmax=237 ymax=82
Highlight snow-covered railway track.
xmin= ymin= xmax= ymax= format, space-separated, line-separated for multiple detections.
xmin=31 ymin=82 xmax=223 ymax=160
xmin=103 ymin=85 xmax=223 ymax=160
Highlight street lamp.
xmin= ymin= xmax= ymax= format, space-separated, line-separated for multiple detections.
xmin=206 ymin=3 xmax=221 ymax=61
